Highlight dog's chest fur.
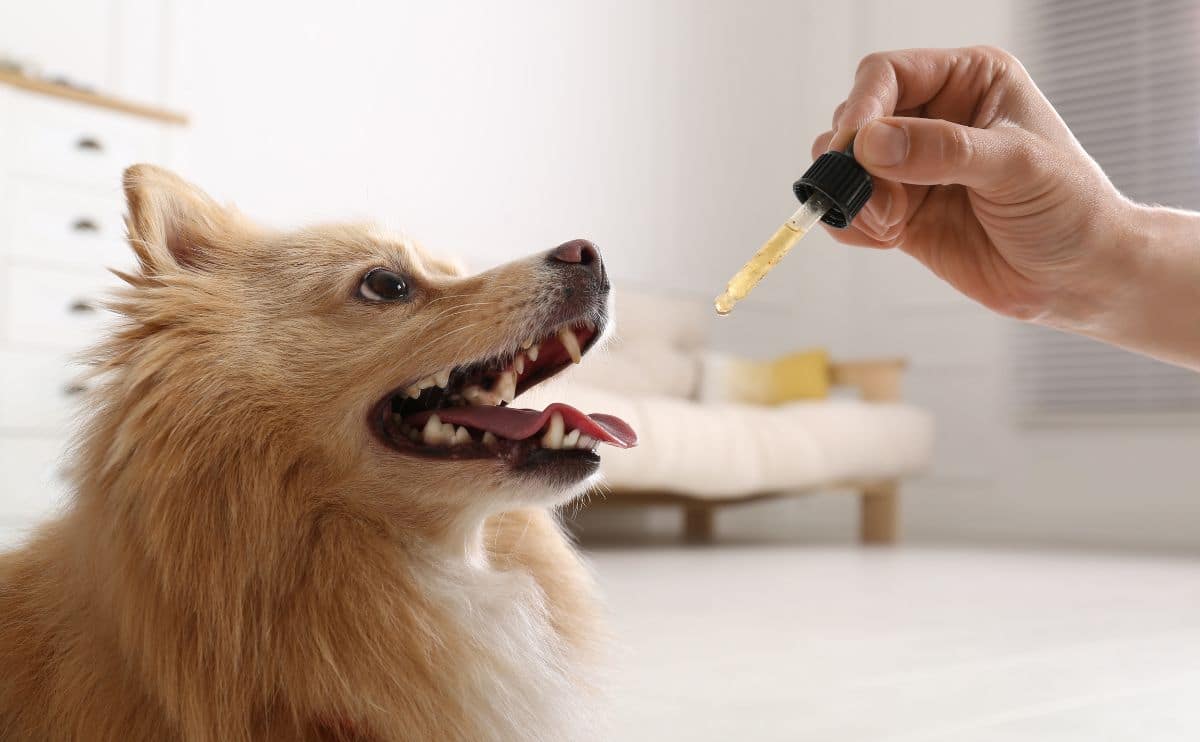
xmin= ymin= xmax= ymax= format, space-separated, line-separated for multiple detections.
xmin=405 ymin=560 xmax=599 ymax=742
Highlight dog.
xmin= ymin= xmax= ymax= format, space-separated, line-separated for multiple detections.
xmin=0 ymin=165 xmax=636 ymax=741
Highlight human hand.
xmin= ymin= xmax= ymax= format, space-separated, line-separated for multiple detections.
xmin=814 ymin=46 xmax=1136 ymax=327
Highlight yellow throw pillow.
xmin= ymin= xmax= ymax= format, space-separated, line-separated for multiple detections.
xmin=698 ymin=348 xmax=830 ymax=405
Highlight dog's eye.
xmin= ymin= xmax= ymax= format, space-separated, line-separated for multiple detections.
xmin=360 ymin=268 xmax=410 ymax=302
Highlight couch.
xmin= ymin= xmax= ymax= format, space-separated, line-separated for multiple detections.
xmin=528 ymin=291 xmax=934 ymax=544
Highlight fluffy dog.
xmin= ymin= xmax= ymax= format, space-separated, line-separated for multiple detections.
xmin=0 ymin=166 xmax=635 ymax=741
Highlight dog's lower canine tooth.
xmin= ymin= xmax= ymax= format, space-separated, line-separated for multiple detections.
xmin=542 ymin=412 xmax=564 ymax=449
xmin=559 ymin=327 xmax=582 ymax=364
xmin=452 ymin=426 xmax=471 ymax=445
xmin=562 ymin=429 xmax=580 ymax=448
xmin=435 ymin=369 xmax=451 ymax=388
xmin=422 ymin=415 xmax=444 ymax=445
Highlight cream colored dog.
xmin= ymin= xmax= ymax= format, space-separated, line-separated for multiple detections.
xmin=0 ymin=166 xmax=635 ymax=741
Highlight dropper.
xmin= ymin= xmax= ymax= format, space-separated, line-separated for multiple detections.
xmin=714 ymin=143 xmax=874 ymax=315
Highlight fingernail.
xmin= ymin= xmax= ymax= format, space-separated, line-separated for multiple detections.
xmin=864 ymin=189 xmax=892 ymax=224
xmin=859 ymin=121 xmax=907 ymax=167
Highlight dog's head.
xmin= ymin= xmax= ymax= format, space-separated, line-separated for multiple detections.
xmin=110 ymin=165 xmax=635 ymax=536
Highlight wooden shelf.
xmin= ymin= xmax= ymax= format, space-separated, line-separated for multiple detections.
xmin=0 ymin=71 xmax=188 ymax=126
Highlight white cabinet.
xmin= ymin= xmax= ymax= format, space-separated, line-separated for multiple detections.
xmin=0 ymin=0 xmax=114 ymax=90
xmin=0 ymin=81 xmax=181 ymax=532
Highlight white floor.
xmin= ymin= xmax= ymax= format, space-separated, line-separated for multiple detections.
xmin=589 ymin=546 xmax=1200 ymax=742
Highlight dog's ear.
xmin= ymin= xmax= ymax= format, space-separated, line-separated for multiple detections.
xmin=122 ymin=164 xmax=232 ymax=274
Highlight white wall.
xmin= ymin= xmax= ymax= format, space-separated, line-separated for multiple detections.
xmin=166 ymin=0 xmax=858 ymax=351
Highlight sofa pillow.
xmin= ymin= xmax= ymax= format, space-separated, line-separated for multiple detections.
xmin=698 ymin=348 xmax=829 ymax=405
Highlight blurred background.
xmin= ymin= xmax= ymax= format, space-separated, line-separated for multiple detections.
xmin=3 ymin=0 xmax=1200 ymax=739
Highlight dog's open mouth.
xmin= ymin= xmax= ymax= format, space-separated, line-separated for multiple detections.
xmin=376 ymin=321 xmax=637 ymax=464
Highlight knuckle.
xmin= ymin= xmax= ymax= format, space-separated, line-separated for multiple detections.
xmin=971 ymin=45 xmax=1029 ymax=81
xmin=831 ymin=100 xmax=847 ymax=126
xmin=1009 ymin=132 xmax=1044 ymax=173
xmin=972 ymin=45 xmax=1016 ymax=64
xmin=856 ymin=51 xmax=890 ymax=74
xmin=944 ymin=123 xmax=976 ymax=168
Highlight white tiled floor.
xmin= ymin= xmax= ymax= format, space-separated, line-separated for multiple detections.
xmin=589 ymin=546 xmax=1200 ymax=742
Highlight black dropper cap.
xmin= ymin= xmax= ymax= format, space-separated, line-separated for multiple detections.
xmin=792 ymin=142 xmax=873 ymax=229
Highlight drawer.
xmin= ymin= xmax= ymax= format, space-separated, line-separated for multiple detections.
xmin=3 ymin=89 xmax=166 ymax=192
xmin=0 ymin=349 xmax=88 ymax=432
xmin=0 ymin=436 xmax=70 ymax=522
xmin=3 ymin=263 xmax=119 ymax=350
xmin=2 ymin=180 xmax=134 ymax=271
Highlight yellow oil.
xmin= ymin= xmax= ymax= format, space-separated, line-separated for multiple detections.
xmin=714 ymin=221 xmax=808 ymax=315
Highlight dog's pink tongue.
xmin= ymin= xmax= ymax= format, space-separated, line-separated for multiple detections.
xmin=406 ymin=403 xmax=637 ymax=448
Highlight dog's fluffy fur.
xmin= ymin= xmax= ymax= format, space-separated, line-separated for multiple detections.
xmin=0 ymin=166 xmax=609 ymax=741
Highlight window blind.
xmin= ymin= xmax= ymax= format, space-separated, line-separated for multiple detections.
xmin=1012 ymin=0 xmax=1200 ymax=424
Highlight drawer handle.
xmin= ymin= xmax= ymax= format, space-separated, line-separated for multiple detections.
xmin=72 ymin=217 xmax=100 ymax=233
xmin=76 ymin=136 xmax=104 ymax=152
xmin=63 ymin=383 xmax=88 ymax=397
xmin=68 ymin=299 xmax=96 ymax=314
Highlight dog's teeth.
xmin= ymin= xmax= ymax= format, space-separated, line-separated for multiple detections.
xmin=405 ymin=385 xmax=421 ymax=399
xmin=562 ymin=429 xmax=580 ymax=448
xmin=522 ymin=338 xmax=533 ymax=350
xmin=496 ymin=371 xmax=517 ymax=404
xmin=452 ymin=426 xmax=472 ymax=445
xmin=527 ymin=344 xmax=539 ymax=362
xmin=576 ymin=434 xmax=595 ymax=449
xmin=418 ymin=375 xmax=438 ymax=390
xmin=482 ymin=431 xmax=498 ymax=448
xmin=464 ymin=385 xmax=501 ymax=406
xmin=423 ymin=415 xmax=445 ymax=445
xmin=514 ymin=355 xmax=525 ymax=375
xmin=435 ymin=369 xmax=451 ymax=388
xmin=541 ymin=412 xmax=564 ymax=449
xmin=558 ymin=327 xmax=582 ymax=364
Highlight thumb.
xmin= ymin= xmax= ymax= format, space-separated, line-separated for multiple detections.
xmin=854 ymin=117 xmax=1036 ymax=192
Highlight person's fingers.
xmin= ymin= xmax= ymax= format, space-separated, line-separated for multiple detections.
xmin=815 ymin=128 xmax=914 ymax=238
xmin=831 ymin=101 xmax=847 ymax=131
xmin=823 ymin=223 xmax=903 ymax=250
xmin=854 ymin=116 xmax=1042 ymax=192
xmin=859 ymin=180 xmax=908 ymax=231
xmin=833 ymin=46 xmax=1020 ymax=145
xmin=811 ymin=130 xmax=834 ymax=160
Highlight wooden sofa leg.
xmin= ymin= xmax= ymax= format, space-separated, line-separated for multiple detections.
xmin=683 ymin=504 xmax=716 ymax=543
xmin=859 ymin=482 xmax=899 ymax=545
